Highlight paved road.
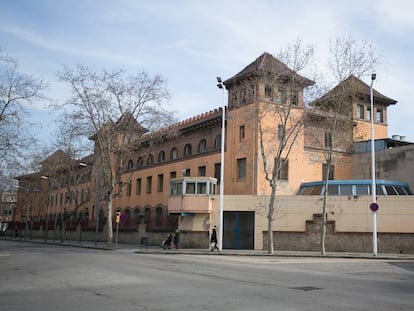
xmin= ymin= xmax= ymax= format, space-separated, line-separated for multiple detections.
xmin=1 ymin=240 xmax=413 ymax=311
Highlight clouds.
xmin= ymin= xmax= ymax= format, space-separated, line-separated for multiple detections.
xmin=0 ymin=0 xmax=413 ymax=141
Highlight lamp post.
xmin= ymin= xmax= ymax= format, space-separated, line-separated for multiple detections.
xmin=41 ymin=175 xmax=60 ymax=242
xmin=216 ymin=76 xmax=225 ymax=252
xmin=370 ymin=73 xmax=377 ymax=256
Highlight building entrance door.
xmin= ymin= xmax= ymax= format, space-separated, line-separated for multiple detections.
xmin=222 ymin=211 xmax=254 ymax=249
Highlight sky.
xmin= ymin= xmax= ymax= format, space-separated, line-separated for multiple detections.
xmin=1 ymin=0 xmax=413 ymax=145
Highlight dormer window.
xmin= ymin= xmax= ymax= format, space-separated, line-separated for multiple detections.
xmin=265 ymin=85 xmax=272 ymax=98
xmin=357 ymin=104 xmax=364 ymax=119
xmin=290 ymin=90 xmax=298 ymax=106
xmin=231 ymin=91 xmax=238 ymax=106
xmin=241 ymin=88 xmax=246 ymax=104
xmin=278 ymin=88 xmax=287 ymax=105
xmin=367 ymin=107 xmax=371 ymax=121
xmin=250 ymin=84 xmax=255 ymax=100
xmin=376 ymin=109 xmax=384 ymax=123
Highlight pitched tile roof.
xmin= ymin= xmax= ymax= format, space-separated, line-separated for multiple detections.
xmin=224 ymin=52 xmax=314 ymax=87
xmin=316 ymin=75 xmax=397 ymax=106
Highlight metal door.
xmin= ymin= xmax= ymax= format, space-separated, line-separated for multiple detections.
xmin=222 ymin=211 xmax=254 ymax=249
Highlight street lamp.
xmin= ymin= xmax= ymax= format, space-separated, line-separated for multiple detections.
xmin=216 ymin=76 xmax=225 ymax=252
xmin=41 ymin=175 xmax=60 ymax=242
xmin=370 ymin=73 xmax=377 ymax=256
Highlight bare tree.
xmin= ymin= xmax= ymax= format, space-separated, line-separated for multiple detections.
xmin=256 ymin=41 xmax=315 ymax=254
xmin=57 ymin=65 xmax=174 ymax=247
xmin=0 ymin=49 xmax=46 ymax=179
xmin=307 ymin=36 xmax=379 ymax=255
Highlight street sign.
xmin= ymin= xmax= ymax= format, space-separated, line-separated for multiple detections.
xmin=370 ymin=202 xmax=379 ymax=212
xmin=115 ymin=211 xmax=121 ymax=224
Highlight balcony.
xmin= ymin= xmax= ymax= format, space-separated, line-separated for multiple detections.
xmin=168 ymin=177 xmax=217 ymax=215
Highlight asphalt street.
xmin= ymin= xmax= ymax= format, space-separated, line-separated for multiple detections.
xmin=1 ymin=240 xmax=413 ymax=311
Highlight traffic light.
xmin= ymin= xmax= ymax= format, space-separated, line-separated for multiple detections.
xmin=115 ymin=212 xmax=121 ymax=224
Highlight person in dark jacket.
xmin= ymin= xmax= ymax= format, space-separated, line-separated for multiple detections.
xmin=173 ymin=231 xmax=179 ymax=249
xmin=162 ymin=234 xmax=173 ymax=249
xmin=210 ymin=226 xmax=219 ymax=251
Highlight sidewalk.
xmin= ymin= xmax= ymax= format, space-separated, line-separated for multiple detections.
xmin=5 ymin=237 xmax=414 ymax=260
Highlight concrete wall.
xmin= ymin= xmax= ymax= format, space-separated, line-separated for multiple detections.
xmin=353 ymin=144 xmax=414 ymax=191
xmin=225 ymin=194 xmax=414 ymax=252
xmin=265 ymin=213 xmax=414 ymax=253
xmin=9 ymin=194 xmax=414 ymax=253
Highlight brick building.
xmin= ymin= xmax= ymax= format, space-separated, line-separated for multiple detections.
xmin=15 ymin=52 xmax=414 ymax=252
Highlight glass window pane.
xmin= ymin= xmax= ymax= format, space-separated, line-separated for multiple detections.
xmin=355 ymin=185 xmax=369 ymax=195
xmin=327 ymin=185 xmax=338 ymax=195
xmin=303 ymin=187 xmax=314 ymax=195
xmin=297 ymin=187 xmax=305 ymax=195
xmin=310 ymin=185 xmax=322 ymax=195
xmin=177 ymin=183 xmax=182 ymax=195
xmin=395 ymin=187 xmax=406 ymax=195
xmin=186 ymin=182 xmax=195 ymax=194
xmin=210 ymin=183 xmax=216 ymax=195
xmin=340 ymin=185 xmax=353 ymax=196
xmin=197 ymin=182 xmax=207 ymax=194
xmin=385 ymin=185 xmax=397 ymax=195
xmin=375 ymin=185 xmax=384 ymax=195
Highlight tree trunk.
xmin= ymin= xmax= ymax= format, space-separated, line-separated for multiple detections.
xmin=321 ymin=193 xmax=327 ymax=256
xmin=321 ymin=151 xmax=332 ymax=256
xmin=267 ymin=186 xmax=276 ymax=255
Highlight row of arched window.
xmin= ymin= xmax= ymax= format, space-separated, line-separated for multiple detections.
xmin=116 ymin=205 xmax=166 ymax=226
xmin=126 ymin=135 xmax=221 ymax=170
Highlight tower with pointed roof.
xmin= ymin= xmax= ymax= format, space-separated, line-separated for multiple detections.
xmin=222 ymin=52 xmax=315 ymax=195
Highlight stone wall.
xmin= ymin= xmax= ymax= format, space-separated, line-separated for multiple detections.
xmin=264 ymin=213 xmax=414 ymax=254
xmin=4 ymin=225 xmax=210 ymax=249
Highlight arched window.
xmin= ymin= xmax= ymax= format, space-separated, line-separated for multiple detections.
xmin=184 ymin=144 xmax=192 ymax=156
xmin=198 ymin=139 xmax=207 ymax=153
xmin=214 ymin=135 xmax=222 ymax=150
xmin=84 ymin=208 xmax=89 ymax=222
xmin=124 ymin=208 xmax=131 ymax=224
xmin=127 ymin=159 xmax=134 ymax=170
xmin=137 ymin=157 xmax=143 ymax=169
xmin=147 ymin=154 xmax=154 ymax=166
xmin=155 ymin=206 xmax=163 ymax=226
xmin=99 ymin=209 xmax=104 ymax=225
xmin=144 ymin=207 xmax=151 ymax=224
xmin=134 ymin=207 xmax=140 ymax=225
xmin=158 ymin=150 xmax=165 ymax=163
xmin=265 ymin=84 xmax=272 ymax=98
xmin=170 ymin=147 xmax=178 ymax=160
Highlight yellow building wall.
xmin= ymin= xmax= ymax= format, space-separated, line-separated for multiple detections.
xmin=354 ymin=120 xmax=388 ymax=141
xmin=225 ymin=103 xmax=258 ymax=195
xmin=115 ymin=153 xmax=221 ymax=209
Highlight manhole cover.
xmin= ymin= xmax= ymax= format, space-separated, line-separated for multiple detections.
xmin=290 ymin=286 xmax=322 ymax=291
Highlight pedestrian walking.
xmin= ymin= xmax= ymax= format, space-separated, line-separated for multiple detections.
xmin=162 ymin=234 xmax=173 ymax=249
xmin=210 ymin=226 xmax=219 ymax=251
xmin=173 ymin=231 xmax=179 ymax=249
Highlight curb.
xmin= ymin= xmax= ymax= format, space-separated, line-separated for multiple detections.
xmin=3 ymin=238 xmax=414 ymax=260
